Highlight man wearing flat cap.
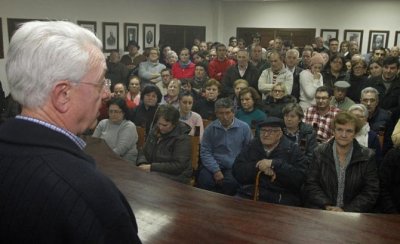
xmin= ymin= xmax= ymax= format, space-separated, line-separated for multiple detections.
xmin=233 ymin=117 xmax=307 ymax=206
xmin=330 ymin=80 xmax=355 ymax=111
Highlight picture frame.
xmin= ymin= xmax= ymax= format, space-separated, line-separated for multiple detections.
xmin=124 ymin=23 xmax=139 ymax=51
xmin=102 ymin=22 xmax=119 ymax=52
xmin=0 ymin=18 xmax=3 ymax=59
xmin=77 ymin=20 xmax=97 ymax=35
xmin=368 ymin=30 xmax=389 ymax=53
xmin=344 ymin=29 xmax=364 ymax=53
xmin=143 ymin=24 xmax=156 ymax=49
xmin=394 ymin=31 xmax=400 ymax=46
xmin=7 ymin=18 xmax=39 ymax=41
xmin=320 ymin=29 xmax=338 ymax=48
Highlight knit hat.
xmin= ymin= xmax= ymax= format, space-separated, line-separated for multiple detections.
xmin=310 ymin=53 xmax=324 ymax=66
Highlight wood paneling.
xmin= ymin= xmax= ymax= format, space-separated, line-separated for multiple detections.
xmin=237 ymin=27 xmax=316 ymax=48
xmin=160 ymin=25 xmax=205 ymax=51
xmin=84 ymin=136 xmax=400 ymax=243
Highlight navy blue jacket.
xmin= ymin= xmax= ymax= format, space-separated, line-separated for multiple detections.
xmin=233 ymin=136 xmax=307 ymax=205
xmin=0 ymin=119 xmax=141 ymax=243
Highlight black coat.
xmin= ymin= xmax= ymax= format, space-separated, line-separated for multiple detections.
xmin=141 ymin=122 xmax=192 ymax=184
xmin=0 ymin=119 xmax=141 ymax=243
xmin=303 ymin=139 xmax=379 ymax=212
xmin=221 ymin=62 xmax=260 ymax=97
xmin=263 ymin=95 xmax=297 ymax=119
xmin=233 ymin=136 xmax=307 ymax=205
xmin=379 ymin=147 xmax=400 ymax=213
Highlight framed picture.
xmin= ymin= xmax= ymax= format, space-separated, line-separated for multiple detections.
xmin=394 ymin=31 xmax=400 ymax=46
xmin=7 ymin=18 xmax=39 ymax=41
xmin=368 ymin=30 xmax=389 ymax=53
xmin=344 ymin=29 xmax=364 ymax=52
xmin=143 ymin=24 xmax=156 ymax=48
xmin=77 ymin=20 xmax=97 ymax=35
xmin=102 ymin=22 xmax=119 ymax=52
xmin=0 ymin=18 xmax=3 ymax=59
xmin=124 ymin=23 xmax=139 ymax=51
xmin=320 ymin=29 xmax=338 ymax=47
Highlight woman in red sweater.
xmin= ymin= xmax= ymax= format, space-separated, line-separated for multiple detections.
xmin=172 ymin=48 xmax=195 ymax=79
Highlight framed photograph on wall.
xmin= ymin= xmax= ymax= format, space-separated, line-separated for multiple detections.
xmin=320 ymin=29 xmax=338 ymax=47
xmin=124 ymin=23 xmax=139 ymax=51
xmin=0 ymin=18 xmax=3 ymax=59
xmin=7 ymin=18 xmax=39 ymax=41
xmin=102 ymin=22 xmax=119 ymax=52
xmin=143 ymin=24 xmax=156 ymax=49
xmin=394 ymin=31 xmax=400 ymax=46
xmin=368 ymin=30 xmax=389 ymax=53
xmin=344 ymin=29 xmax=364 ymax=53
xmin=77 ymin=20 xmax=97 ymax=35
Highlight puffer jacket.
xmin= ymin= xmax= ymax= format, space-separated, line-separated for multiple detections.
xmin=303 ymin=139 xmax=379 ymax=212
xmin=140 ymin=121 xmax=192 ymax=184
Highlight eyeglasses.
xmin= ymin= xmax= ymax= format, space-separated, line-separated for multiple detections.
xmin=315 ymin=96 xmax=330 ymax=100
xmin=108 ymin=109 xmax=122 ymax=114
xmin=129 ymin=83 xmax=140 ymax=86
xmin=260 ymin=128 xmax=281 ymax=135
xmin=79 ymin=78 xmax=110 ymax=92
xmin=272 ymin=90 xmax=284 ymax=93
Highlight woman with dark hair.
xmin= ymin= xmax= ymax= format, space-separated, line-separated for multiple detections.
xmin=264 ymin=82 xmax=297 ymax=119
xmin=346 ymin=59 xmax=369 ymax=103
xmin=367 ymin=59 xmax=383 ymax=79
xmin=137 ymin=104 xmax=192 ymax=184
xmin=322 ymin=54 xmax=348 ymax=91
xmin=282 ymin=103 xmax=317 ymax=166
xmin=179 ymin=91 xmax=204 ymax=140
xmin=159 ymin=44 xmax=171 ymax=66
xmin=235 ymin=87 xmax=266 ymax=133
xmin=92 ymin=98 xmax=138 ymax=163
xmin=193 ymin=79 xmax=221 ymax=121
xmin=128 ymin=84 xmax=162 ymax=135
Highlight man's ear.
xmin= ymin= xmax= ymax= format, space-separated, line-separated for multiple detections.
xmin=51 ymin=81 xmax=72 ymax=113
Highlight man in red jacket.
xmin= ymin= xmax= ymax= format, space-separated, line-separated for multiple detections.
xmin=208 ymin=43 xmax=236 ymax=82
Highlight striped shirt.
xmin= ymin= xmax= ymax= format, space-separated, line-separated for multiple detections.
xmin=16 ymin=115 xmax=86 ymax=149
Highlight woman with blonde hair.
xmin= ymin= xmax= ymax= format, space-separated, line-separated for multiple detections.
xmin=264 ymin=82 xmax=296 ymax=119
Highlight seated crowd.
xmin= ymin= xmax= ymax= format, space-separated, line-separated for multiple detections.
xmin=2 ymin=34 xmax=400 ymax=214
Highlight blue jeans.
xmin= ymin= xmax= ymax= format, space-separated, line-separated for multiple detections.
xmin=197 ymin=166 xmax=239 ymax=196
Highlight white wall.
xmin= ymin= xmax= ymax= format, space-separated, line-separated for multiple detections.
xmin=221 ymin=0 xmax=400 ymax=53
xmin=0 ymin=0 xmax=215 ymax=94
xmin=1 ymin=0 xmax=399 ymax=94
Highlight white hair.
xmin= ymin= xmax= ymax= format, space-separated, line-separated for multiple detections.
xmin=286 ymin=48 xmax=299 ymax=58
xmin=348 ymin=104 xmax=369 ymax=118
xmin=6 ymin=21 xmax=103 ymax=108
xmin=361 ymin=87 xmax=379 ymax=101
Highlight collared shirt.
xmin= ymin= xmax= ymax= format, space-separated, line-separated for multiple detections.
xmin=304 ymin=106 xmax=340 ymax=142
xmin=16 ymin=115 xmax=86 ymax=150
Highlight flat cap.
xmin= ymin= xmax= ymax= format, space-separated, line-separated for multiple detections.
xmin=258 ymin=117 xmax=284 ymax=128
xmin=334 ymin=80 xmax=351 ymax=88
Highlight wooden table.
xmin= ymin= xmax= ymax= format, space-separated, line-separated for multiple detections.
xmin=84 ymin=137 xmax=400 ymax=243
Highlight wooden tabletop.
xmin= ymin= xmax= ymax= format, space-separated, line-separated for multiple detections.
xmin=84 ymin=136 xmax=400 ymax=244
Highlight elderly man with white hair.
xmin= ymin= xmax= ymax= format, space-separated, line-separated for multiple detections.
xmin=0 ymin=21 xmax=141 ymax=243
